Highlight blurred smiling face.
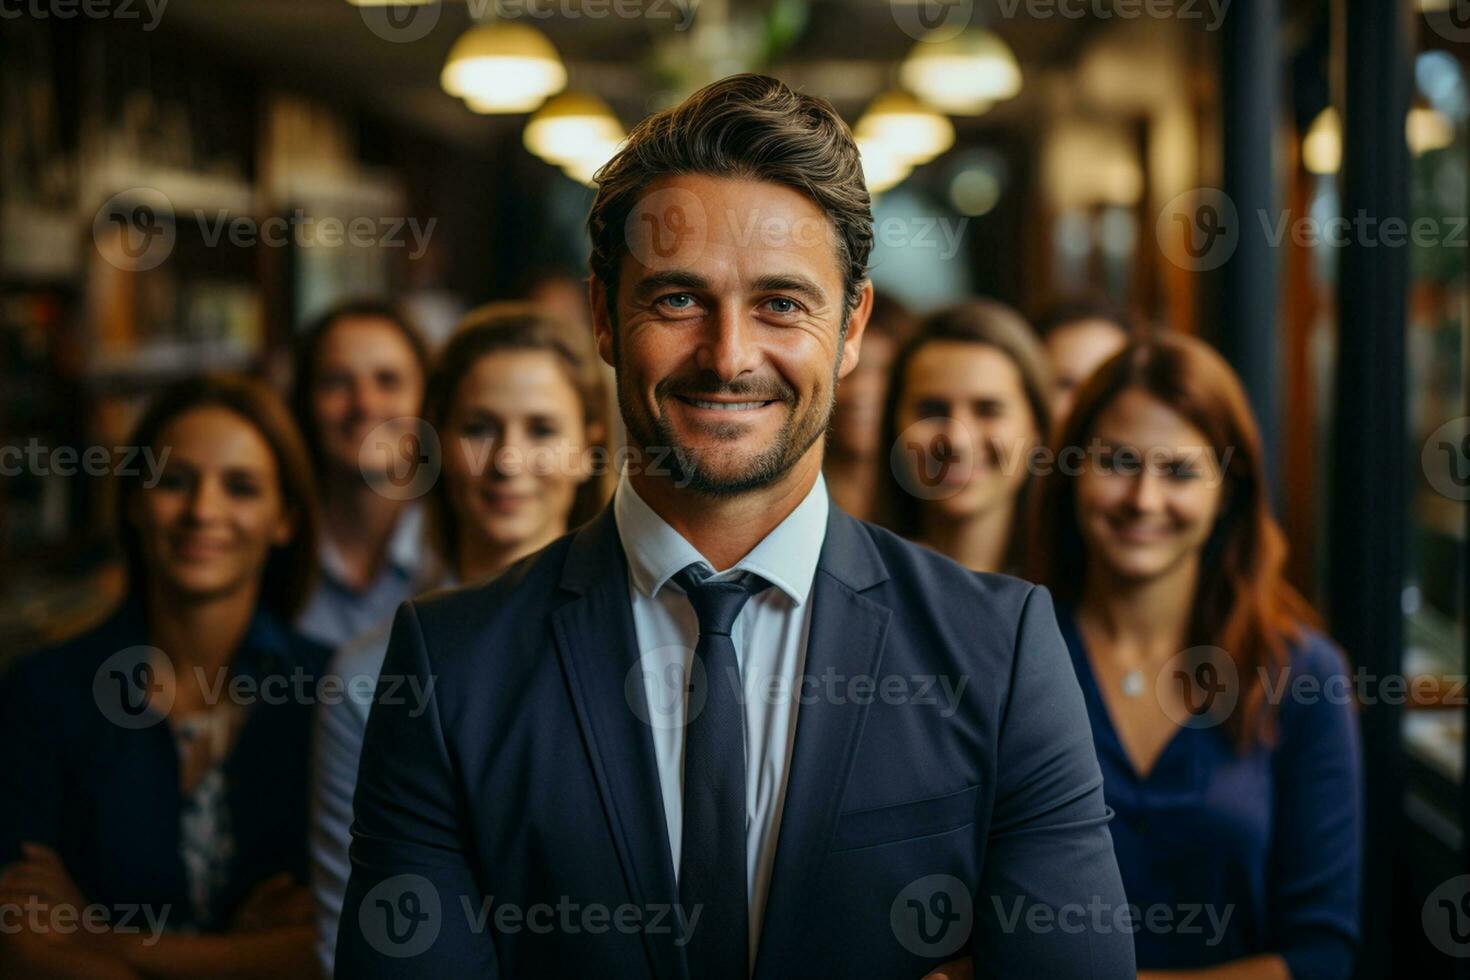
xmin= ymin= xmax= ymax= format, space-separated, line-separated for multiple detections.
xmin=311 ymin=316 xmax=425 ymax=478
xmin=896 ymin=341 xmax=1039 ymax=521
xmin=1075 ymin=386 xmax=1225 ymax=583
xmin=831 ymin=330 xmax=895 ymax=458
xmin=1046 ymin=319 xmax=1127 ymax=421
xmin=443 ymin=349 xmax=593 ymax=554
xmin=596 ymin=174 xmax=865 ymax=494
xmin=131 ymin=406 xmax=294 ymax=603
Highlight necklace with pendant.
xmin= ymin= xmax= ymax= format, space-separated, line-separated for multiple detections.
xmin=1120 ymin=668 xmax=1146 ymax=698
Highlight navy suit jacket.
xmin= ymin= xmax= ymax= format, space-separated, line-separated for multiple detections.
xmin=337 ymin=504 xmax=1134 ymax=978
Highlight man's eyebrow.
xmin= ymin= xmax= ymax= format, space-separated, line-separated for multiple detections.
xmin=628 ymin=270 xmax=711 ymax=298
xmin=751 ymin=274 xmax=828 ymax=305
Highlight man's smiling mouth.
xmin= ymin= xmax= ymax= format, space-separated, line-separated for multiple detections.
xmin=676 ymin=395 xmax=778 ymax=411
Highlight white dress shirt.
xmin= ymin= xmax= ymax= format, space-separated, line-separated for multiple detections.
xmin=612 ymin=469 xmax=829 ymax=960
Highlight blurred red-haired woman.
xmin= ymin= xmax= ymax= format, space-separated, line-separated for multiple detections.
xmin=1028 ymin=333 xmax=1361 ymax=978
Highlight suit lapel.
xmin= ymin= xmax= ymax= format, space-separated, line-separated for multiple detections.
xmin=552 ymin=507 xmax=688 ymax=980
xmin=753 ymin=509 xmax=892 ymax=980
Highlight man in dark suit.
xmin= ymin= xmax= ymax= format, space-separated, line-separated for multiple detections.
xmin=337 ymin=73 xmax=1133 ymax=979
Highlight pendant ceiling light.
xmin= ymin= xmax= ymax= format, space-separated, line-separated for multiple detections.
xmin=858 ymin=138 xmax=913 ymax=195
xmin=855 ymin=91 xmax=955 ymax=166
xmin=900 ymin=28 xmax=1021 ymax=115
xmin=1302 ymin=107 xmax=1341 ymax=175
xmin=442 ymin=21 xmax=566 ymax=113
xmin=1407 ymin=101 xmax=1455 ymax=156
xmin=524 ymin=91 xmax=625 ymax=165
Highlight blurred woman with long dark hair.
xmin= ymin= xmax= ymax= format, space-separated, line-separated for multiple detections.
xmin=873 ymin=299 xmax=1052 ymax=573
xmin=1029 ymin=334 xmax=1361 ymax=978
xmin=0 ymin=375 xmax=325 ymax=980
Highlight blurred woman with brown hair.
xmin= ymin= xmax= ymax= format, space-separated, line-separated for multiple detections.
xmin=310 ymin=303 xmax=611 ymax=975
xmin=1028 ymin=333 xmax=1361 ymax=978
xmin=872 ymin=299 xmax=1052 ymax=573
xmin=0 ymin=374 xmax=326 ymax=980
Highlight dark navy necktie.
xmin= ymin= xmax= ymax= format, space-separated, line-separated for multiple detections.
xmin=673 ymin=562 xmax=769 ymax=980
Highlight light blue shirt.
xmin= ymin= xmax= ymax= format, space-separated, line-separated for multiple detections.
xmin=296 ymin=504 xmax=430 ymax=650
xmin=309 ymin=568 xmax=455 ymax=976
xmin=613 ymin=469 xmax=829 ymax=961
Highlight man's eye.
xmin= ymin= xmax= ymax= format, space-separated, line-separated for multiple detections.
xmin=658 ymin=293 xmax=696 ymax=310
xmin=765 ymin=297 xmax=798 ymax=314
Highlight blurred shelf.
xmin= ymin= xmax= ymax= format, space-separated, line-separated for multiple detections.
xmin=82 ymin=339 xmax=259 ymax=386
xmin=0 ymin=204 xmax=82 ymax=282
xmin=82 ymin=163 xmax=257 ymax=216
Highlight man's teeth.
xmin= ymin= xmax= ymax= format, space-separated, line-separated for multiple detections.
xmin=687 ymin=398 xmax=767 ymax=410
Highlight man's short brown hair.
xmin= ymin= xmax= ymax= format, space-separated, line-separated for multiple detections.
xmin=587 ymin=73 xmax=873 ymax=315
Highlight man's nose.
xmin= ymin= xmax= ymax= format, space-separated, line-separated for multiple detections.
xmin=695 ymin=307 xmax=761 ymax=381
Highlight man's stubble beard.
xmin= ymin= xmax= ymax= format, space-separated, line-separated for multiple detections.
xmin=613 ymin=327 xmax=846 ymax=497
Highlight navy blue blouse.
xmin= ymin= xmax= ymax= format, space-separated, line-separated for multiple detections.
xmin=1056 ymin=607 xmax=1362 ymax=978
xmin=0 ymin=598 xmax=329 ymax=931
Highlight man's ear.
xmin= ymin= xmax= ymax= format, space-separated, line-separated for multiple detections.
xmin=836 ymin=281 xmax=874 ymax=383
xmin=589 ymin=277 xmax=616 ymax=370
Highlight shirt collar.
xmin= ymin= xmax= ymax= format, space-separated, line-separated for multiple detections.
xmin=613 ymin=469 xmax=829 ymax=606
xmin=319 ymin=503 xmax=425 ymax=586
